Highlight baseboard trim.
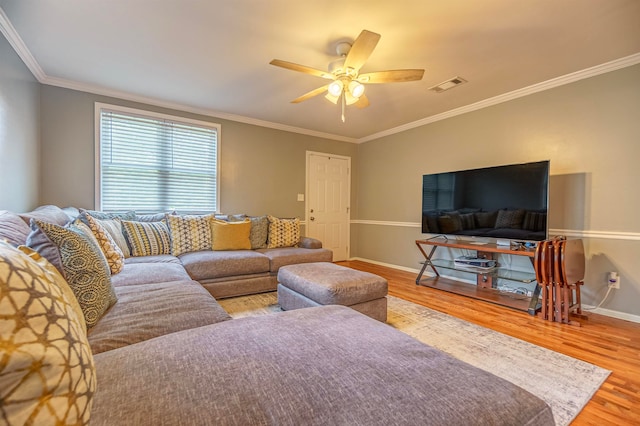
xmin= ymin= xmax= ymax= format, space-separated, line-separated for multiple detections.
xmin=581 ymin=305 xmax=640 ymax=324
xmin=349 ymin=256 xmax=639 ymax=323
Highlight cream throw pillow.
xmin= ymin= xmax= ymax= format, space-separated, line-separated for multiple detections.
xmin=166 ymin=214 xmax=214 ymax=256
xmin=0 ymin=240 xmax=95 ymax=425
xmin=211 ymin=219 xmax=251 ymax=250
xmin=266 ymin=216 xmax=300 ymax=248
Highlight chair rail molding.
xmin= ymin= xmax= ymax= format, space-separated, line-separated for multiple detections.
xmin=350 ymin=220 xmax=640 ymax=242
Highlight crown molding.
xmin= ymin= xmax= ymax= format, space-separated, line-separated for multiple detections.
xmin=358 ymin=52 xmax=640 ymax=143
xmin=41 ymin=75 xmax=358 ymax=143
xmin=2 ymin=7 xmax=638 ymax=145
xmin=0 ymin=7 xmax=45 ymax=81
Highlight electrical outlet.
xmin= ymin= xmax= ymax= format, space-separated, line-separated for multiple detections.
xmin=608 ymin=272 xmax=620 ymax=289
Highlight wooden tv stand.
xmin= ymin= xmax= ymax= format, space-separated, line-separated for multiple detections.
xmin=415 ymin=237 xmax=541 ymax=315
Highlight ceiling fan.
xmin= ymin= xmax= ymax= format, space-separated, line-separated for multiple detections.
xmin=270 ymin=30 xmax=425 ymax=122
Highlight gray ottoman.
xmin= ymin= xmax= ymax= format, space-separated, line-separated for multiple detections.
xmin=277 ymin=262 xmax=388 ymax=322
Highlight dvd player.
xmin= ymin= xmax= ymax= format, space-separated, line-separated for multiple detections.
xmin=454 ymin=256 xmax=496 ymax=268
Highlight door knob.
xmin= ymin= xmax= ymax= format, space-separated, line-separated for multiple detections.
xmin=310 ymin=217 xmax=315 ymax=221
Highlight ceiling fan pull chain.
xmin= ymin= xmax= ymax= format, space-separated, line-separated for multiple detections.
xmin=341 ymin=92 xmax=346 ymax=123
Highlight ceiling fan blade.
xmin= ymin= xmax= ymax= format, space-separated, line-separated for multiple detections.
xmin=343 ymin=30 xmax=381 ymax=72
xmin=358 ymin=69 xmax=425 ymax=83
xmin=291 ymin=85 xmax=329 ymax=103
xmin=270 ymin=59 xmax=335 ymax=80
xmin=355 ymin=94 xmax=369 ymax=108
xmin=325 ymin=93 xmax=340 ymax=104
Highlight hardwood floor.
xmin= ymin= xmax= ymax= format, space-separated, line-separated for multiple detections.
xmin=337 ymin=260 xmax=640 ymax=425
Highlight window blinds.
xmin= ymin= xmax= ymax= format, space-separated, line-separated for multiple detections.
xmin=99 ymin=108 xmax=218 ymax=213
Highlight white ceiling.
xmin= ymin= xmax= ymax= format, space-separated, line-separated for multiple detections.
xmin=1 ymin=0 xmax=639 ymax=142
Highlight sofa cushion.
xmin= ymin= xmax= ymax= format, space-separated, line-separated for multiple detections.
xmin=0 ymin=210 xmax=32 ymax=245
xmin=19 ymin=205 xmax=71 ymax=226
xmin=121 ymin=220 xmax=171 ymax=257
xmin=267 ymin=216 xmax=300 ymax=248
xmin=89 ymin=306 xmax=553 ymax=426
xmin=88 ymin=280 xmax=231 ymax=354
xmin=124 ymin=254 xmax=182 ymax=265
xmin=28 ymin=220 xmax=117 ymax=329
xmin=257 ymin=247 xmax=333 ymax=273
xmin=211 ymin=219 xmax=251 ymax=250
xmin=166 ymin=214 xmax=213 ymax=256
xmin=0 ymin=241 xmax=95 ymax=425
xmin=179 ymin=250 xmax=270 ymax=281
xmin=111 ymin=261 xmax=192 ymax=287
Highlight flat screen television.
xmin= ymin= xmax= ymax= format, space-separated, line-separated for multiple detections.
xmin=421 ymin=160 xmax=549 ymax=241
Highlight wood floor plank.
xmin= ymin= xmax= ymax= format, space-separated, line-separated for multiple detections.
xmin=337 ymin=260 xmax=640 ymax=425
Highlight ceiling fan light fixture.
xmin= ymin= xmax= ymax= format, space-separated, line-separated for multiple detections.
xmin=328 ymin=80 xmax=344 ymax=97
xmin=348 ymin=81 xmax=365 ymax=98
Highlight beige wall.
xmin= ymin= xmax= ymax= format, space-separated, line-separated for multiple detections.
xmin=353 ymin=64 xmax=640 ymax=318
xmin=39 ymin=85 xmax=358 ymax=221
xmin=0 ymin=32 xmax=39 ymax=211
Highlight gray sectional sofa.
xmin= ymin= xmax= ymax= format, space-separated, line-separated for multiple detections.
xmin=0 ymin=205 xmax=554 ymax=425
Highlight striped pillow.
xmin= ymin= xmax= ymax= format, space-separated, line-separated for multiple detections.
xmin=121 ymin=220 xmax=171 ymax=257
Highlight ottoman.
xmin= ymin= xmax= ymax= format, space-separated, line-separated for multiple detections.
xmin=277 ymin=262 xmax=388 ymax=322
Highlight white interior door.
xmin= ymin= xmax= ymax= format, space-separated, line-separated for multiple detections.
xmin=306 ymin=152 xmax=350 ymax=261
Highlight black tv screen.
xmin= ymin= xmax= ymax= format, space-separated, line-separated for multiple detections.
xmin=421 ymin=161 xmax=549 ymax=241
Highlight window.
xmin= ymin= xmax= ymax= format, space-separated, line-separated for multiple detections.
xmin=422 ymin=173 xmax=455 ymax=211
xmin=96 ymin=103 xmax=219 ymax=213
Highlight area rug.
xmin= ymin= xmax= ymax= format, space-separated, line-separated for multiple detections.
xmin=219 ymin=292 xmax=610 ymax=426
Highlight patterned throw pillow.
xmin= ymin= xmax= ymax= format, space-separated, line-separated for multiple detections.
xmin=95 ymin=218 xmax=131 ymax=258
xmin=121 ymin=220 xmax=171 ymax=257
xmin=84 ymin=210 xmax=136 ymax=220
xmin=211 ymin=219 xmax=251 ymax=250
xmin=166 ymin=214 xmax=213 ymax=256
xmin=494 ymin=209 xmax=525 ymax=229
xmin=248 ymin=215 xmax=269 ymax=249
xmin=30 ymin=220 xmax=116 ymax=328
xmin=267 ymin=216 xmax=300 ymax=249
xmin=82 ymin=213 xmax=125 ymax=274
xmin=17 ymin=245 xmax=87 ymax=333
xmin=0 ymin=241 xmax=96 ymax=425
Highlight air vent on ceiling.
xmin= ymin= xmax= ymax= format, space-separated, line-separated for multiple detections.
xmin=429 ymin=77 xmax=467 ymax=93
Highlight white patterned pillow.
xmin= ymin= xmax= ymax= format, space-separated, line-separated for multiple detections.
xmin=0 ymin=240 xmax=96 ymax=425
xmin=166 ymin=214 xmax=214 ymax=256
xmin=81 ymin=213 xmax=125 ymax=274
xmin=121 ymin=220 xmax=171 ymax=257
xmin=30 ymin=220 xmax=116 ymax=328
xmin=267 ymin=216 xmax=301 ymax=248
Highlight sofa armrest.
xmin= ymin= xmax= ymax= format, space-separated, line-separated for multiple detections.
xmin=299 ymin=236 xmax=322 ymax=249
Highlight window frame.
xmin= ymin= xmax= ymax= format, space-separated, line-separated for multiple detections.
xmin=94 ymin=102 xmax=221 ymax=213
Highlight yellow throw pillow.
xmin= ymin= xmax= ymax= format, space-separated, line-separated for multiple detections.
xmin=0 ymin=240 xmax=96 ymax=425
xmin=166 ymin=214 xmax=214 ymax=256
xmin=267 ymin=216 xmax=300 ymax=248
xmin=211 ymin=219 xmax=251 ymax=250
